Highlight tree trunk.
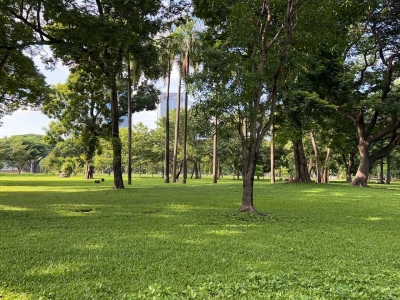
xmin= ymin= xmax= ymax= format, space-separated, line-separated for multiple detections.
xmin=84 ymin=136 xmax=97 ymax=180
xmin=346 ymin=170 xmax=351 ymax=183
xmin=176 ymin=161 xmax=183 ymax=180
xmin=240 ymin=148 xmax=260 ymax=213
xmin=198 ymin=162 xmax=201 ymax=179
xmin=194 ymin=161 xmax=200 ymax=179
xmin=127 ymin=57 xmax=132 ymax=185
xmin=84 ymin=162 xmax=94 ymax=179
xmin=321 ymin=148 xmax=331 ymax=183
xmin=239 ymin=123 xmax=263 ymax=214
xmin=342 ymin=151 xmax=355 ymax=183
xmin=307 ymin=157 xmax=313 ymax=177
xmin=292 ymin=138 xmax=311 ymax=183
xmin=110 ymin=79 xmax=124 ymax=189
xmin=270 ymin=124 xmax=275 ymax=183
xmin=351 ymin=139 xmax=369 ymax=187
xmin=386 ymin=154 xmax=391 ymax=184
xmin=379 ymin=156 xmax=384 ymax=184
xmin=213 ymin=116 xmax=218 ymax=184
xmin=172 ymin=69 xmax=182 ymax=182
xmin=182 ymin=53 xmax=189 ymax=184
xmin=310 ymin=131 xmax=322 ymax=183
xmin=164 ymin=60 xmax=171 ymax=184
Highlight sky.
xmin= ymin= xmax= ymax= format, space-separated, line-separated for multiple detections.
xmin=0 ymin=55 xmax=180 ymax=138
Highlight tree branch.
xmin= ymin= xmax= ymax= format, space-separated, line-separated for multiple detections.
xmin=366 ymin=110 xmax=379 ymax=134
xmin=95 ymin=0 xmax=104 ymax=16
xmin=369 ymin=134 xmax=400 ymax=164
xmin=381 ymin=53 xmax=400 ymax=101
xmin=352 ymin=47 xmax=376 ymax=89
xmin=8 ymin=9 xmax=62 ymax=44
xmin=368 ymin=121 xmax=400 ymax=143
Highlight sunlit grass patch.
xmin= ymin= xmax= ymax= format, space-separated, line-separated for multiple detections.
xmin=0 ymin=204 xmax=32 ymax=211
xmin=208 ymin=229 xmax=243 ymax=235
xmin=26 ymin=262 xmax=82 ymax=276
xmin=1 ymin=174 xmax=400 ymax=299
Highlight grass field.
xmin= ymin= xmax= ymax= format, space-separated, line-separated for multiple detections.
xmin=1 ymin=173 xmax=400 ymax=299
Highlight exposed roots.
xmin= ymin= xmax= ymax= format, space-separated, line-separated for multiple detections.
xmin=350 ymin=178 xmax=368 ymax=187
xmin=238 ymin=205 xmax=266 ymax=216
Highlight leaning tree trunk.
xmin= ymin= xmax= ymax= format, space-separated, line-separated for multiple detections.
xmin=307 ymin=157 xmax=313 ymax=177
xmin=110 ymin=78 xmax=124 ymax=189
xmin=292 ymin=138 xmax=311 ymax=183
xmin=176 ymin=161 xmax=183 ymax=180
xmin=351 ymin=139 xmax=370 ymax=187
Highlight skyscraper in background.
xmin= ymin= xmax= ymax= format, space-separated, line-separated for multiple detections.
xmin=157 ymin=92 xmax=186 ymax=119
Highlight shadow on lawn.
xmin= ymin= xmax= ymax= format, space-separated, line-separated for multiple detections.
xmin=2 ymin=180 xmax=400 ymax=298
xmin=0 ymin=189 xmax=259 ymax=299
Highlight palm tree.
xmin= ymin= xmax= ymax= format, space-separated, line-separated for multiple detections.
xmin=126 ymin=56 xmax=142 ymax=185
xmin=179 ymin=20 xmax=198 ymax=184
xmin=159 ymin=36 xmax=177 ymax=183
xmin=172 ymin=59 xmax=182 ymax=182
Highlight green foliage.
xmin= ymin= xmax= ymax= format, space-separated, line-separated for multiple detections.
xmin=0 ymin=9 xmax=51 ymax=120
xmin=119 ymin=81 xmax=161 ymax=115
xmin=93 ymin=138 xmax=113 ymax=174
xmin=39 ymin=138 xmax=83 ymax=174
xmin=255 ymin=164 xmax=264 ymax=179
xmin=0 ymin=134 xmax=52 ymax=173
xmin=61 ymin=160 xmax=73 ymax=177
xmin=0 ymin=50 xmax=50 ymax=119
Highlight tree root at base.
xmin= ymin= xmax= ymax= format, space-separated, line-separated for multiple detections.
xmin=238 ymin=205 xmax=266 ymax=216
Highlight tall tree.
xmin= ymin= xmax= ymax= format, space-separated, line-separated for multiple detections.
xmin=193 ymin=0 xmax=307 ymax=213
xmin=160 ymin=37 xmax=175 ymax=183
xmin=325 ymin=1 xmax=400 ymax=186
xmin=35 ymin=0 xmax=166 ymax=189
xmin=43 ymin=68 xmax=110 ymax=179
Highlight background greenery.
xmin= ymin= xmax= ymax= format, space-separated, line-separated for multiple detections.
xmin=1 ymin=174 xmax=399 ymax=299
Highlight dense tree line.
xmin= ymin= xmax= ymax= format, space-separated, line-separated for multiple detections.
xmin=1 ymin=0 xmax=400 ymax=213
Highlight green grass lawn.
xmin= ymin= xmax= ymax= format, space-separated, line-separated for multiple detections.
xmin=1 ymin=173 xmax=400 ymax=299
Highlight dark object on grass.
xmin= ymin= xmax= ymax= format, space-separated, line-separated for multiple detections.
xmin=101 ymin=178 xmax=105 ymax=182
xmin=95 ymin=180 xmax=100 ymax=183
xmin=70 ymin=208 xmax=93 ymax=213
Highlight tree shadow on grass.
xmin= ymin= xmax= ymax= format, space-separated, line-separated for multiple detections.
xmin=2 ymin=180 xmax=400 ymax=298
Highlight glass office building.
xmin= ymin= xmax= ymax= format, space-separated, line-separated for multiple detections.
xmin=157 ymin=92 xmax=186 ymax=119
